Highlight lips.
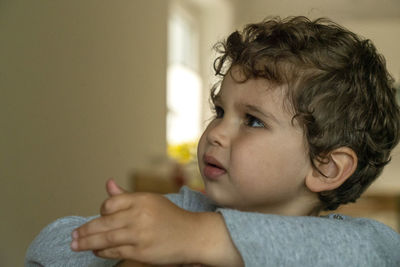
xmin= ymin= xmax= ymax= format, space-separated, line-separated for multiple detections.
xmin=203 ymin=155 xmax=226 ymax=180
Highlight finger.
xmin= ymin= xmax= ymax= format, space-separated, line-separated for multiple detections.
xmin=94 ymin=245 xmax=135 ymax=259
xmin=71 ymin=228 xmax=135 ymax=251
xmin=74 ymin=211 xmax=130 ymax=238
xmin=106 ymin=178 xmax=127 ymax=197
xmin=101 ymin=193 xmax=135 ymax=216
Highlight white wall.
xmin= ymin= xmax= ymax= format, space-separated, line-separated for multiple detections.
xmin=0 ymin=1 xmax=168 ymax=265
xmin=194 ymin=0 xmax=235 ymax=128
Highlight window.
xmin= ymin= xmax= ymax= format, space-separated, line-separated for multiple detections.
xmin=167 ymin=5 xmax=201 ymax=146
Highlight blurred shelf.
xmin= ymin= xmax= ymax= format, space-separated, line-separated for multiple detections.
xmin=364 ymin=145 xmax=400 ymax=196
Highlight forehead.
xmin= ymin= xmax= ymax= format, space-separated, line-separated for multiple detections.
xmin=217 ymin=68 xmax=291 ymax=112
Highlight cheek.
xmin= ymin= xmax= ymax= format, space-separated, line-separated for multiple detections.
xmin=231 ymin=136 xmax=308 ymax=186
xmin=229 ymin=138 xmax=275 ymax=180
xmin=197 ymin=132 xmax=206 ymax=162
xmin=197 ymin=126 xmax=211 ymax=164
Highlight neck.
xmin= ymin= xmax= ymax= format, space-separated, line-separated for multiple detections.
xmin=237 ymin=191 xmax=321 ymax=217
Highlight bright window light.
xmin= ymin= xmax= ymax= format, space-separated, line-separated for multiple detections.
xmin=167 ymin=9 xmax=201 ymax=146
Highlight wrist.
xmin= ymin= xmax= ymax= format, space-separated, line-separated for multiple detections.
xmin=189 ymin=212 xmax=244 ymax=267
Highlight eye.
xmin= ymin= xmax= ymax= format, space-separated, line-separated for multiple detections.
xmin=213 ymin=105 xmax=224 ymax=119
xmin=245 ymin=114 xmax=265 ymax=128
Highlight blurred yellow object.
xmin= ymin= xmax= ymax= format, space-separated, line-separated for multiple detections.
xmin=167 ymin=142 xmax=198 ymax=164
xmin=166 ymin=141 xmax=204 ymax=192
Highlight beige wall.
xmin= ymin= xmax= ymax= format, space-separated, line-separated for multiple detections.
xmin=0 ymin=0 xmax=168 ymax=265
xmin=2 ymin=0 xmax=400 ymax=265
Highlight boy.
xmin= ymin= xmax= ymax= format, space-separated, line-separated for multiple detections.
xmin=26 ymin=16 xmax=400 ymax=266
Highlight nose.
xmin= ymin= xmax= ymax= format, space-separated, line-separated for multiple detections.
xmin=206 ymin=119 xmax=231 ymax=148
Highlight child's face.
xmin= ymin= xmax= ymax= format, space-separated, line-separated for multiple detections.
xmin=197 ymin=67 xmax=315 ymax=215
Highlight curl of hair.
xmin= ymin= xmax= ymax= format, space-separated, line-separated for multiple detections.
xmin=213 ymin=16 xmax=400 ymax=210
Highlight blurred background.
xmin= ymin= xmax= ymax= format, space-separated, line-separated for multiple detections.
xmin=1 ymin=0 xmax=399 ymax=265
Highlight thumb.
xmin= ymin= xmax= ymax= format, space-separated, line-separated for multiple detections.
xmin=106 ymin=178 xmax=126 ymax=197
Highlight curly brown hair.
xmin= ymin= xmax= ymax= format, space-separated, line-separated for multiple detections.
xmin=212 ymin=16 xmax=400 ymax=211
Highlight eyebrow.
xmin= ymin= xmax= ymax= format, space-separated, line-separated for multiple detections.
xmin=213 ymin=94 xmax=280 ymax=125
xmin=242 ymin=104 xmax=281 ymax=125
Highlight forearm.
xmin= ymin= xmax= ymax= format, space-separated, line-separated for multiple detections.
xmin=166 ymin=188 xmax=244 ymax=266
xmin=25 ymin=216 xmax=119 ymax=267
xmin=115 ymin=260 xmax=153 ymax=267
xmin=189 ymin=212 xmax=244 ymax=267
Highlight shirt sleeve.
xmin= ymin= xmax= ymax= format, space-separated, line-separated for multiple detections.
xmin=28 ymin=187 xmax=398 ymax=267
xmin=218 ymin=208 xmax=400 ymax=266
xmin=25 ymin=216 xmax=120 ymax=267
xmin=165 ymin=186 xmax=217 ymax=212
xmin=25 ymin=186 xmax=212 ymax=267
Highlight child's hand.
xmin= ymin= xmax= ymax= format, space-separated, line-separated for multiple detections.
xmin=70 ymin=181 xmax=202 ymax=265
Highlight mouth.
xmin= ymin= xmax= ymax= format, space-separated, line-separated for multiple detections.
xmin=203 ymin=155 xmax=226 ymax=180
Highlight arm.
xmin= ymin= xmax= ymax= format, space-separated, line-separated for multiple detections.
xmin=25 ymin=181 xmax=242 ymax=267
xmin=172 ymin=187 xmax=400 ymax=266
xmin=218 ymin=209 xmax=400 ymax=266
xmin=28 ymin=183 xmax=399 ymax=267
xmin=24 ymin=183 xmax=209 ymax=267
xmin=25 ymin=216 xmax=120 ymax=267
xmin=25 ymin=179 xmax=127 ymax=267
xmin=71 ymin=183 xmax=400 ymax=266
xmin=72 ymin=192 xmax=243 ymax=266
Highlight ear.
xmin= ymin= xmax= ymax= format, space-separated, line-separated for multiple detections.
xmin=305 ymin=147 xmax=358 ymax=192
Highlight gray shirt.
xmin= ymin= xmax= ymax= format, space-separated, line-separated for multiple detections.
xmin=26 ymin=186 xmax=400 ymax=266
